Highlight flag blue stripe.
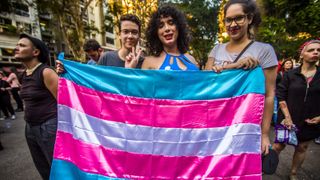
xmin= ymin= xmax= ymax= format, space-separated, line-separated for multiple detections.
xmin=50 ymin=159 xmax=127 ymax=180
xmin=60 ymin=59 xmax=265 ymax=100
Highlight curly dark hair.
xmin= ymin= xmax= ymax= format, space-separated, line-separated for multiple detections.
xmin=83 ymin=39 xmax=101 ymax=52
xmin=224 ymin=0 xmax=261 ymax=39
xmin=146 ymin=5 xmax=191 ymax=56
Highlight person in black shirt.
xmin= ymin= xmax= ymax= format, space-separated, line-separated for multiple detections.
xmin=273 ymin=40 xmax=320 ymax=180
xmin=14 ymin=33 xmax=59 ymax=180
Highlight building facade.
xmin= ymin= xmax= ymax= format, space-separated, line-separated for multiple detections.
xmin=0 ymin=0 xmax=118 ymax=67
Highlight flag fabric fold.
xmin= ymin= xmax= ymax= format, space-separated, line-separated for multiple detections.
xmin=50 ymin=59 xmax=265 ymax=180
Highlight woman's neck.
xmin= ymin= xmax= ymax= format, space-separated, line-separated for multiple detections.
xmin=24 ymin=59 xmax=41 ymax=69
xmin=301 ymin=62 xmax=317 ymax=72
xmin=229 ymin=35 xmax=251 ymax=46
xmin=163 ymin=44 xmax=180 ymax=55
xmin=227 ymin=36 xmax=252 ymax=52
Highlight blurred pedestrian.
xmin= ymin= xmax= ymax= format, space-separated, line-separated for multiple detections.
xmin=0 ymin=71 xmax=16 ymax=120
xmin=14 ymin=33 xmax=58 ymax=180
xmin=273 ymin=40 xmax=320 ymax=180
xmin=83 ymin=39 xmax=104 ymax=65
xmin=276 ymin=58 xmax=294 ymax=85
xmin=6 ymin=67 xmax=24 ymax=111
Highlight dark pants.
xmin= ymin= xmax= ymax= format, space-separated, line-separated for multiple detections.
xmin=11 ymin=87 xmax=23 ymax=110
xmin=25 ymin=118 xmax=57 ymax=180
xmin=0 ymin=95 xmax=15 ymax=117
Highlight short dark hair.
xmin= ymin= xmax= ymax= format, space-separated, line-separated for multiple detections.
xmin=146 ymin=5 xmax=191 ymax=56
xmin=119 ymin=14 xmax=141 ymax=33
xmin=19 ymin=33 xmax=49 ymax=63
xmin=224 ymin=0 xmax=261 ymax=39
xmin=83 ymin=39 xmax=101 ymax=52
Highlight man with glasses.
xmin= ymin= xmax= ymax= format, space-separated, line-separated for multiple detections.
xmin=98 ymin=14 xmax=143 ymax=67
xmin=56 ymin=14 xmax=143 ymax=73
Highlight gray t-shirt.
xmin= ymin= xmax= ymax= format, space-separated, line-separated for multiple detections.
xmin=98 ymin=50 xmax=143 ymax=68
xmin=208 ymin=41 xmax=278 ymax=69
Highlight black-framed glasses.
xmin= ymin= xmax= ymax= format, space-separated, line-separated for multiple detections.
xmin=224 ymin=15 xmax=247 ymax=26
xmin=121 ymin=29 xmax=139 ymax=36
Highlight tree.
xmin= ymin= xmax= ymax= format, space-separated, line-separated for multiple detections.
xmin=105 ymin=0 xmax=157 ymax=48
xmin=34 ymin=0 xmax=102 ymax=62
xmin=257 ymin=0 xmax=319 ymax=58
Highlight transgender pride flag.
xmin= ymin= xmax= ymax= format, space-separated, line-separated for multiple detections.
xmin=50 ymin=59 xmax=265 ymax=180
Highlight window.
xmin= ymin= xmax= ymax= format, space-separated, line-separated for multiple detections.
xmin=0 ymin=18 xmax=11 ymax=25
xmin=13 ymin=3 xmax=29 ymax=17
xmin=106 ymin=37 xmax=114 ymax=45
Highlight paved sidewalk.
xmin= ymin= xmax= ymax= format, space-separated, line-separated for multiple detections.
xmin=0 ymin=112 xmax=319 ymax=180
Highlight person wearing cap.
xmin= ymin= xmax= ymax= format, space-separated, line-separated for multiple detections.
xmin=14 ymin=33 xmax=58 ymax=180
xmin=273 ymin=40 xmax=320 ymax=180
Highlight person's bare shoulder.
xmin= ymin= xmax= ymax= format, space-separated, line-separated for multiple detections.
xmin=142 ymin=56 xmax=162 ymax=70
xmin=184 ymin=54 xmax=199 ymax=66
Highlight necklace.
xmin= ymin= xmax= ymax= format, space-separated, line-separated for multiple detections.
xmin=302 ymin=70 xmax=316 ymax=78
xmin=26 ymin=63 xmax=42 ymax=76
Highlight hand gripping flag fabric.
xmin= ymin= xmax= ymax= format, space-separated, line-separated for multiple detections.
xmin=51 ymin=59 xmax=265 ymax=180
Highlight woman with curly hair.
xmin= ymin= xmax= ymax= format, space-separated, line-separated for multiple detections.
xmin=126 ymin=5 xmax=198 ymax=70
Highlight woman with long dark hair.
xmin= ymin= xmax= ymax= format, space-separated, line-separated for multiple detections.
xmin=205 ymin=0 xmax=278 ymax=155
xmin=206 ymin=0 xmax=278 ymax=154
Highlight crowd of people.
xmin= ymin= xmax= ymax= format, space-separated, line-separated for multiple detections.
xmin=0 ymin=67 xmax=23 ymax=120
xmin=0 ymin=0 xmax=319 ymax=179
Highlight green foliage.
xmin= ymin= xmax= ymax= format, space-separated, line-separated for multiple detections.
xmin=104 ymin=1 xmax=123 ymax=33
xmin=84 ymin=22 xmax=100 ymax=36
xmin=257 ymin=0 xmax=319 ymax=59
xmin=33 ymin=0 xmax=99 ymax=61
xmin=1 ymin=24 xmax=18 ymax=35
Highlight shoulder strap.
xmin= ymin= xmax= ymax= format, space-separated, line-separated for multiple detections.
xmin=234 ymin=41 xmax=254 ymax=63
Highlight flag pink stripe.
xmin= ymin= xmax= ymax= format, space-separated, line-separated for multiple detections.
xmin=58 ymin=78 xmax=264 ymax=128
xmin=54 ymin=131 xmax=262 ymax=179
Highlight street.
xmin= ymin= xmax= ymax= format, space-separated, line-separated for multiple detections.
xmin=0 ymin=111 xmax=319 ymax=180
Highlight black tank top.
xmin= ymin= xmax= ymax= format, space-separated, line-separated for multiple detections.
xmin=20 ymin=64 xmax=57 ymax=124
